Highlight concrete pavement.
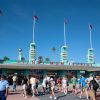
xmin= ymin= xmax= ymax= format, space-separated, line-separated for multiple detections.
xmin=7 ymin=86 xmax=40 ymax=100
xmin=7 ymin=85 xmax=100 ymax=100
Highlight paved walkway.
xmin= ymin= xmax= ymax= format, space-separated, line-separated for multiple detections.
xmin=38 ymin=90 xmax=100 ymax=100
xmin=7 ymin=85 xmax=100 ymax=100
xmin=7 ymin=86 xmax=40 ymax=100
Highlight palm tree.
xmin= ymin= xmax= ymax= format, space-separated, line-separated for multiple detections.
xmin=3 ymin=56 xmax=10 ymax=61
xmin=38 ymin=56 xmax=43 ymax=63
xmin=45 ymin=57 xmax=50 ymax=63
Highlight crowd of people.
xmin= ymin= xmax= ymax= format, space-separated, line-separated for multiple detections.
xmin=0 ymin=74 xmax=100 ymax=100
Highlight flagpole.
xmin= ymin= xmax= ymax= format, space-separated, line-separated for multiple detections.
xmin=33 ymin=17 xmax=35 ymax=43
xmin=64 ymin=19 xmax=66 ymax=46
xmin=89 ymin=26 xmax=92 ymax=49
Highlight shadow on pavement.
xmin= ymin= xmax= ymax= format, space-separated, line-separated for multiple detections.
xmin=8 ymin=92 xmax=20 ymax=95
xmin=57 ymin=94 xmax=66 ymax=99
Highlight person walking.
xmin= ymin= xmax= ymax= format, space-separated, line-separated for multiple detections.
xmin=86 ymin=76 xmax=99 ymax=100
xmin=22 ymin=76 xmax=28 ymax=98
xmin=77 ymin=75 xmax=82 ymax=93
xmin=30 ymin=75 xmax=36 ymax=97
xmin=26 ymin=76 xmax=31 ymax=96
xmin=35 ymin=77 xmax=39 ymax=96
xmin=49 ymin=78 xmax=57 ymax=100
xmin=12 ymin=74 xmax=17 ymax=92
xmin=57 ymin=77 xmax=61 ymax=91
xmin=62 ymin=76 xmax=68 ymax=95
xmin=46 ymin=76 xmax=51 ymax=92
xmin=0 ymin=75 xmax=9 ymax=100
xmin=71 ymin=75 xmax=77 ymax=93
xmin=42 ymin=75 xmax=48 ymax=94
xmin=79 ymin=74 xmax=89 ymax=100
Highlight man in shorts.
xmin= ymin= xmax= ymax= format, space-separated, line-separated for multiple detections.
xmin=71 ymin=76 xmax=77 ymax=93
xmin=79 ymin=75 xmax=89 ymax=100
xmin=30 ymin=75 xmax=36 ymax=97
xmin=22 ymin=76 xmax=28 ymax=98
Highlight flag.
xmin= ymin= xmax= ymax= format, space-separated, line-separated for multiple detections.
xmin=0 ymin=10 xmax=3 ymax=16
xmin=52 ymin=47 xmax=56 ymax=52
xmin=34 ymin=15 xmax=38 ymax=20
xmin=64 ymin=19 xmax=67 ymax=24
xmin=89 ymin=24 xmax=92 ymax=30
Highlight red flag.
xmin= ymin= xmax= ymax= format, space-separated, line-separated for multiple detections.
xmin=34 ymin=15 xmax=38 ymax=20
xmin=89 ymin=24 xmax=92 ymax=30
xmin=0 ymin=10 xmax=3 ymax=16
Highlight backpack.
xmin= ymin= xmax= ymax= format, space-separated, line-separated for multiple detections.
xmin=90 ymin=78 xmax=99 ymax=90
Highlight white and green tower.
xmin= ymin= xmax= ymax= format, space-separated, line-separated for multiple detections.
xmin=29 ymin=16 xmax=38 ymax=63
xmin=18 ymin=48 xmax=22 ymax=62
xmin=87 ymin=24 xmax=94 ymax=63
xmin=29 ymin=43 xmax=36 ymax=63
xmin=60 ymin=19 xmax=68 ymax=64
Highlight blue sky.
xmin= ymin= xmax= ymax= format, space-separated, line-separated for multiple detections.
xmin=0 ymin=0 xmax=100 ymax=63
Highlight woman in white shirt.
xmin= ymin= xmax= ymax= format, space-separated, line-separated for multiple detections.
xmin=42 ymin=75 xmax=48 ymax=94
xmin=49 ymin=78 xmax=57 ymax=100
xmin=62 ymin=76 xmax=68 ymax=95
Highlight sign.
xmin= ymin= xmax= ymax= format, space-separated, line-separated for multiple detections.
xmin=29 ymin=70 xmax=43 ymax=74
xmin=80 ymin=71 xmax=85 ymax=73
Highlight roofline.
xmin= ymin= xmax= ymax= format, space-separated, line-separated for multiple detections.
xmin=0 ymin=64 xmax=100 ymax=71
